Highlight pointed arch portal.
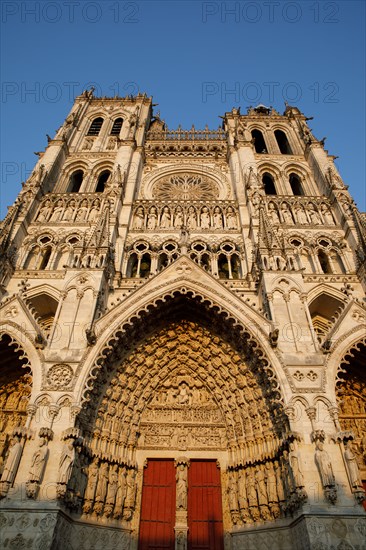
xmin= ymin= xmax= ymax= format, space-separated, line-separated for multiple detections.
xmin=69 ymin=291 xmax=301 ymax=542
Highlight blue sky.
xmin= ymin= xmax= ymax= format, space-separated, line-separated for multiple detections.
xmin=1 ymin=0 xmax=365 ymax=217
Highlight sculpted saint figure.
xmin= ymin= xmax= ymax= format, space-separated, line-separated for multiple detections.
xmin=315 ymin=441 xmax=335 ymax=487
xmin=176 ymin=464 xmax=188 ymax=509
xmin=28 ymin=438 xmax=48 ymax=482
xmin=344 ymin=440 xmax=363 ymax=489
xmin=89 ymin=200 xmax=100 ymax=221
xmin=267 ymin=202 xmax=280 ymax=224
xmin=37 ymin=200 xmax=52 ymax=222
xmin=320 ymin=203 xmax=334 ymax=225
xmin=1 ymin=436 xmax=22 ymax=484
xmin=58 ymin=440 xmax=75 ymax=485
xmin=133 ymin=207 xmax=145 ymax=230
xmin=225 ymin=207 xmax=237 ymax=229
xmin=288 ymin=442 xmax=305 ymax=488
xmin=105 ymin=464 xmax=119 ymax=506
xmin=51 ymin=200 xmax=64 ymax=221
xmin=84 ymin=457 xmax=99 ymax=502
xmin=200 ymin=207 xmax=210 ymax=229
xmin=114 ymin=466 xmax=127 ymax=518
xmin=147 ymin=207 xmax=158 ymax=230
xmin=227 ymin=471 xmax=238 ymax=512
xmin=160 ymin=206 xmax=171 ymax=228
xmin=187 ymin=207 xmax=197 ymax=230
xmin=95 ymin=461 xmax=109 ymax=503
xmin=308 ymin=203 xmax=321 ymax=224
xmin=75 ymin=199 xmax=89 ymax=222
xmin=281 ymin=203 xmax=293 ymax=224
xmin=174 ymin=206 xmax=184 ymax=229
xmin=294 ymin=203 xmax=308 ymax=224
xmin=63 ymin=200 xmax=76 ymax=221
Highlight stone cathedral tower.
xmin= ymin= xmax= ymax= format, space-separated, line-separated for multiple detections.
xmin=0 ymin=90 xmax=365 ymax=550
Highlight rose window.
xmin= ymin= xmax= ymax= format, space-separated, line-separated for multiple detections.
xmin=152 ymin=174 xmax=219 ymax=201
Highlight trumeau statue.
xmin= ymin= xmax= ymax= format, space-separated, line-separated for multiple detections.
xmin=176 ymin=464 xmax=188 ymax=510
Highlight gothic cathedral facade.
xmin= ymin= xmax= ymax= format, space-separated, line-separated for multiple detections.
xmin=0 ymin=91 xmax=365 ymax=549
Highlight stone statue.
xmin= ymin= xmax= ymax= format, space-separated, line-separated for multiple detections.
xmin=160 ymin=206 xmax=171 ymax=228
xmin=177 ymin=383 xmax=191 ymax=405
xmin=308 ymin=203 xmax=321 ymax=224
xmin=174 ymin=206 xmax=184 ymax=228
xmin=95 ymin=461 xmax=109 ymax=503
xmin=320 ymin=203 xmax=334 ymax=225
xmin=114 ymin=466 xmax=127 ymax=519
xmin=75 ymin=200 xmax=89 ymax=222
xmin=123 ymin=469 xmax=137 ymax=519
xmin=89 ymin=200 xmax=100 ymax=222
xmin=105 ymin=464 xmax=119 ymax=511
xmin=200 ymin=207 xmax=210 ymax=229
xmin=176 ymin=464 xmax=188 ymax=509
xmin=267 ymin=202 xmax=280 ymax=224
xmin=186 ymin=207 xmax=197 ymax=230
xmin=28 ymin=438 xmax=48 ymax=482
xmin=294 ymin=203 xmax=308 ymax=224
xmin=314 ymin=441 xmax=335 ymax=487
xmin=0 ymin=436 xmax=22 ymax=484
xmin=63 ymin=200 xmax=76 ymax=221
xmin=133 ymin=207 xmax=145 ymax=230
xmin=58 ymin=440 xmax=75 ymax=486
xmin=225 ymin=207 xmax=237 ymax=229
xmin=288 ymin=441 xmax=305 ymax=488
xmin=50 ymin=200 xmax=64 ymax=221
xmin=36 ymin=200 xmax=52 ymax=222
xmin=147 ymin=207 xmax=158 ymax=230
xmin=344 ymin=440 xmax=363 ymax=489
xmin=281 ymin=203 xmax=293 ymax=224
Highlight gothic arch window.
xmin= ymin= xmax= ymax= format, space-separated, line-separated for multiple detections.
xmin=39 ymin=246 xmax=52 ymax=270
xmin=87 ymin=117 xmax=104 ymax=136
xmin=127 ymin=242 xmax=152 ymax=278
xmin=95 ymin=170 xmax=111 ymax=193
xmin=251 ymin=129 xmax=268 ymax=154
xmin=330 ymin=249 xmax=346 ymax=274
xmin=218 ymin=243 xmax=241 ymax=279
xmin=318 ymin=249 xmax=331 ymax=274
xmin=24 ymin=245 xmax=40 ymax=269
xmin=289 ymin=173 xmax=304 ymax=196
xmin=139 ymin=254 xmax=151 ymax=278
xmin=158 ymin=252 xmax=169 ymax=271
xmin=27 ymin=293 xmax=59 ymax=337
xmin=67 ymin=170 xmax=84 ymax=193
xmin=110 ymin=118 xmax=123 ymax=135
xmin=308 ymin=293 xmax=344 ymax=340
xmin=274 ymin=130 xmax=292 ymax=154
xmin=190 ymin=242 xmax=211 ymax=271
xmin=262 ymin=173 xmax=277 ymax=195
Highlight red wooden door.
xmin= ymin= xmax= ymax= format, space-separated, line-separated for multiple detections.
xmin=188 ymin=461 xmax=224 ymax=550
xmin=138 ymin=459 xmax=176 ymax=550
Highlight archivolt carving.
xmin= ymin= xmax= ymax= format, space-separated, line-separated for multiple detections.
xmin=69 ymin=317 xmax=291 ymax=524
xmin=334 ymin=336 xmax=366 ymax=474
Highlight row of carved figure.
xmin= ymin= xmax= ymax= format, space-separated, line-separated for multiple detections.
xmin=0 ymin=429 xmax=364 ymax=510
xmin=132 ymin=204 xmax=238 ymax=231
xmin=227 ymin=445 xmax=307 ymax=525
xmin=35 ymin=197 xmax=107 ymax=223
xmin=63 ymin=450 xmax=138 ymax=520
xmin=266 ymin=200 xmax=335 ymax=226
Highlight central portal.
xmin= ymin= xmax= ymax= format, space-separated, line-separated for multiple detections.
xmin=138 ymin=459 xmax=224 ymax=550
